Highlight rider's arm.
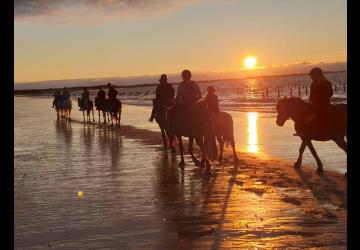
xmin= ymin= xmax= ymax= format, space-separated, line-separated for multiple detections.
xmin=327 ymin=81 xmax=333 ymax=99
xmin=196 ymin=84 xmax=202 ymax=100
xmin=175 ymin=84 xmax=182 ymax=102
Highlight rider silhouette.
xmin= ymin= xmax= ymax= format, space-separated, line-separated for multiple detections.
xmin=167 ymin=70 xmax=202 ymax=124
xmin=62 ymin=87 xmax=70 ymax=100
xmin=52 ymin=88 xmax=61 ymax=108
xmin=175 ymin=69 xmax=202 ymax=107
xmin=107 ymin=83 xmax=118 ymax=100
xmin=80 ymin=87 xmax=90 ymax=111
xmin=149 ymin=74 xmax=175 ymax=122
xmin=97 ymin=86 xmax=106 ymax=100
xmin=205 ymin=86 xmax=220 ymax=114
xmin=295 ymin=67 xmax=333 ymax=136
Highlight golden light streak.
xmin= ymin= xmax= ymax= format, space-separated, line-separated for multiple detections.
xmin=247 ymin=112 xmax=259 ymax=153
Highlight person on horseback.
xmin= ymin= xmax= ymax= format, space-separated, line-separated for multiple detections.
xmin=168 ymin=69 xmax=202 ymax=122
xmin=62 ymin=87 xmax=70 ymax=100
xmin=52 ymin=88 xmax=61 ymax=108
xmin=97 ymin=86 xmax=106 ymax=100
xmin=176 ymin=69 xmax=202 ymax=107
xmin=107 ymin=83 xmax=118 ymax=100
xmin=295 ymin=67 xmax=333 ymax=136
xmin=80 ymin=87 xmax=90 ymax=111
xmin=149 ymin=74 xmax=175 ymax=122
xmin=205 ymin=86 xmax=220 ymax=115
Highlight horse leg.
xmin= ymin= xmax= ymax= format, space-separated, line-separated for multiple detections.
xmin=177 ymin=135 xmax=185 ymax=168
xmin=168 ymin=130 xmax=176 ymax=153
xmin=306 ymin=140 xmax=324 ymax=174
xmin=161 ymin=128 xmax=167 ymax=148
xmin=92 ymin=108 xmax=95 ymax=122
xmin=196 ymin=137 xmax=210 ymax=170
xmin=189 ymin=137 xmax=201 ymax=166
xmin=294 ymin=139 xmax=307 ymax=169
xmin=333 ymin=137 xmax=347 ymax=177
xmin=231 ymin=139 xmax=239 ymax=164
xmin=217 ymin=136 xmax=225 ymax=163
xmin=83 ymin=110 xmax=85 ymax=122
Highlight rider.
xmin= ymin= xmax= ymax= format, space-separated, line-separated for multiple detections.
xmin=62 ymin=87 xmax=70 ymax=100
xmin=80 ymin=87 xmax=90 ymax=111
xmin=52 ymin=88 xmax=61 ymax=108
xmin=295 ymin=67 xmax=333 ymax=136
xmin=107 ymin=83 xmax=118 ymax=100
xmin=97 ymin=86 xmax=106 ymax=100
xmin=167 ymin=69 xmax=202 ymax=123
xmin=175 ymin=69 xmax=202 ymax=107
xmin=205 ymin=86 xmax=220 ymax=115
xmin=149 ymin=74 xmax=175 ymax=122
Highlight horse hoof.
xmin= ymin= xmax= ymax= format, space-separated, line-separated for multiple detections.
xmin=294 ymin=161 xmax=301 ymax=169
xmin=170 ymin=148 xmax=176 ymax=154
xmin=194 ymin=159 xmax=201 ymax=167
xmin=317 ymin=168 xmax=324 ymax=175
xmin=179 ymin=161 xmax=185 ymax=168
xmin=200 ymin=161 xmax=206 ymax=168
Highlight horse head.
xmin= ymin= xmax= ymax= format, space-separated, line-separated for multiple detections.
xmin=276 ymin=97 xmax=290 ymax=126
xmin=276 ymin=97 xmax=307 ymax=126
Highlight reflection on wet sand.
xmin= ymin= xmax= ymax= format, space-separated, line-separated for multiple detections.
xmin=247 ymin=112 xmax=259 ymax=153
xmin=15 ymin=97 xmax=346 ymax=249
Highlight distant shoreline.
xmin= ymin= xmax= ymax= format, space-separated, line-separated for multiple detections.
xmin=14 ymin=70 xmax=346 ymax=96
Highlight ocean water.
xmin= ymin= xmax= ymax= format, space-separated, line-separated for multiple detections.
xmin=15 ymin=72 xmax=347 ymax=176
xmin=14 ymin=94 xmax=347 ymax=248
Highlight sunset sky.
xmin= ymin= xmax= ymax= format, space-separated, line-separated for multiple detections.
xmin=14 ymin=0 xmax=347 ymax=83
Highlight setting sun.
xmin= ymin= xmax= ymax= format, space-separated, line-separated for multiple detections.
xmin=244 ymin=56 xmax=257 ymax=69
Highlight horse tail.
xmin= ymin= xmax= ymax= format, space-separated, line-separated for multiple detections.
xmin=224 ymin=112 xmax=235 ymax=146
xmin=204 ymin=111 xmax=218 ymax=161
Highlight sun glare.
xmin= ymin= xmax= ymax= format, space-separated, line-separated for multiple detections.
xmin=244 ymin=56 xmax=257 ymax=69
xmin=247 ymin=112 xmax=259 ymax=153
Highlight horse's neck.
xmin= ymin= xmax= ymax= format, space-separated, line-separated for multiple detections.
xmin=289 ymin=101 xmax=310 ymax=123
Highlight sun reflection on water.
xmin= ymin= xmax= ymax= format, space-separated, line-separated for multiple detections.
xmin=247 ymin=112 xmax=259 ymax=153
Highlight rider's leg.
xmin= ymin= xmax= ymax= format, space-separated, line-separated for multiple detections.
xmin=149 ymin=99 xmax=156 ymax=122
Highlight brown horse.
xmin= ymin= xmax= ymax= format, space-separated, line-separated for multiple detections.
xmin=276 ymin=97 xmax=347 ymax=175
xmin=166 ymin=101 xmax=218 ymax=171
xmin=214 ymin=111 xmax=239 ymax=164
xmin=107 ymin=98 xmax=122 ymax=127
xmin=94 ymin=97 xmax=109 ymax=123
xmin=78 ymin=98 xmax=95 ymax=122
xmin=154 ymin=102 xmax=176 ymax=152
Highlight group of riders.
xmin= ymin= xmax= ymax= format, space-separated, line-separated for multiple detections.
xmin=53 ymin=83 xmax=122 ymax=126
xmin=52 ymin=67 xmax=340 ymax=173
xmin=53 ymin=67 xmax=333 ymax=136
xmin=148 ymin=67 xmax=333 ymax=137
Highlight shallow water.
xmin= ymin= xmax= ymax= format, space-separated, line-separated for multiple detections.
xmin=14 ymin=96 xmax=346 ymax=249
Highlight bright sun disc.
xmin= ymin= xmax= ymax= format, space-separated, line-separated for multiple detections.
xmin=244 ymin=57 xmax=257 ymax=69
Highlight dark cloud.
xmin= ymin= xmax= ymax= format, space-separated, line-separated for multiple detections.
xmin=14 ymin=0 xmax=200 ymax=17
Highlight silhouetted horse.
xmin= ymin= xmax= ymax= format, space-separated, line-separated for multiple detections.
xmin=108 ymin=98 xmax=122 ymax=127
xmin=154 ymin=102 xmax=176 ymax=152
xmin=276 ymin=97 xmax=347 ymax=176
xmin=166 ymin=101 xmax=218 ymax=171
xmin=213 ymin=111 xmax=239 ymax=164
xmin=56 ymin=99 xmax=72 ymax=119
xmin=95 ymin=97 xmax=110 ymax=123
xmin=78 ymin=98 xmax=95 ymax=122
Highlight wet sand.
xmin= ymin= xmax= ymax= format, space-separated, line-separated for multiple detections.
xmin=15 ymin=97 xmax=347 ymax=249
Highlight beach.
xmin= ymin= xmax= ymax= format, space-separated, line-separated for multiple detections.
xmin=14 ymin=96 xmax=347 ymax=249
